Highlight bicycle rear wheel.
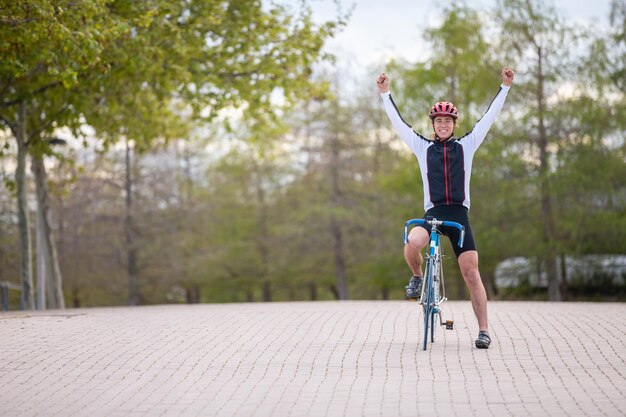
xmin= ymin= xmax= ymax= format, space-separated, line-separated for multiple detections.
xmin=422 ymin=301 xmax=430 ymax=350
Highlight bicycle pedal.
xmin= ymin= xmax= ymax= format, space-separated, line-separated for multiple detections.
xmin=445 ymin=320 xmax=454 ymax=330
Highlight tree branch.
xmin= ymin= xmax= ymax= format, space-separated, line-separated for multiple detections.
xmin=1 ymin=81 xmax=63 ymax=108
xmin=27 ymin=107 xmax=70 ymax=144
xmin=0 ymin=114 xmax=17 ymax=137
xmin=0 ymin=17 xmax=38 ymax=26
xmin=0 ymin=77 xmax=14 ymax=101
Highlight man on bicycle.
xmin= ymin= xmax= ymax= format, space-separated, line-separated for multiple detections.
xmin=376 ymin=67 xmax=515 ymax=349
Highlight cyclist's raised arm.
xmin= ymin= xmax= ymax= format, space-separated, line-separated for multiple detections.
xmin=461 ymin=67 xmax=514 ymax=150
xmin=377 ymin=73 xmax=428 ymax=154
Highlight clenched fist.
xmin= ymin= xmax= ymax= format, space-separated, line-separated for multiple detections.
xmin=502 ymin=67 xmax=515 ymax=86
xmin=376 ymin=73 xmax=389 ymax=93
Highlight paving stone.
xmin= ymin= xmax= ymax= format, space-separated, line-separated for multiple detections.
xmin=1 ymin=301 xmax=625 ymax=417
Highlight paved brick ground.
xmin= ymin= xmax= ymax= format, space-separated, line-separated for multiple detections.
xmin=1 ymin=301 xmax=625 ymax=417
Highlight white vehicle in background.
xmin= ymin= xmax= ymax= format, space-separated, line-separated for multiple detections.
xmin=495 ymin=255 xmax=626 ymax=289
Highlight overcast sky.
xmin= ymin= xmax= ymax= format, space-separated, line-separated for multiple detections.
xmin=308 ymin=0 xmax=613 ymax=75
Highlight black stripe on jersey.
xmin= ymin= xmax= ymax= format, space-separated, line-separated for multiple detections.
xmin=457 ymin=86 xmax=504 ymax=138
xmin=389 ymin=95 xmax=431 ymax=143
xmin=388 ymin=95 xmax=412 ymax=128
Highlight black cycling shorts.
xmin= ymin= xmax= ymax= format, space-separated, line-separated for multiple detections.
xmin=417 ymin=204 xmax=477 ymax=258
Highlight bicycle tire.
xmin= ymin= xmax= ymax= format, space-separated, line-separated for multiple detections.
xmin=431 ymin=277 xmax=440 ymax=344
xmin=430 ymin=307 xmax=436 ymax=343
xmin=422 ymin=259 xmax=435 ymax=351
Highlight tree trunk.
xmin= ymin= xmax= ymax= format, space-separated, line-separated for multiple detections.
xmin=176 ymin=142 xmax=193 ymax=303
xmin=486 ymin=272 xmax=498 ymax=297
xmin=16 ymin=100 xmax=34 ymax=309
xmin=559 ymin=253 xmax=569 ymax=301
xmin=381 ymin=286 xmax=389 ymax=300
xmin=329 ymin=96 xmax=348 ymax=300
xmin=185 ymin=285 xmax=200 ymax=304
xmin=329 ymin=215 xmax=347 ymax=300
xmin=329 ymin=129 xmax=348 ymax=300
xmin=55 ymin=160 xmax=70 ymax=305
xmin=309 ymin=282 xmax=317 ymax=301
xmin=329 ymin=284 xmax=340 ymax=300
xmin=32 ymin=154 xmax=65 ymax=309
xmin=372 ymin=128 xmax=392 ymax=298
xmin=536 ymin=45 xmax=561 ymax=301
xmin=35 ymin=204 xmax=46 ymax=310
xmin=71 ymin=287 xmax=81 ymax=308
xmin=254 ymin=162 xmax=271 ymax=302
xmin=447 ymin=55 xmax=458 ymax=105
xmin=125 ymin=140 xmax=141 ymax=305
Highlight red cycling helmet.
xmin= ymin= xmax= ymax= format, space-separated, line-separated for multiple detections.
xmin=429 ymin=101 xmax=459 ymax=120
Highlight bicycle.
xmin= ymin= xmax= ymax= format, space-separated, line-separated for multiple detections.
xmin=403 ymin=218 xmax=465 ymax=350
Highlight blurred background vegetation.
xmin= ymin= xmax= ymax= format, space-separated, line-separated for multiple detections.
xmin=1 ymin=0 xmax=624 ymax=309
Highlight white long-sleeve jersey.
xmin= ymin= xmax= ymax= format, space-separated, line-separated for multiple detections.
xmin=381 ymin=84 xmax=510 ymax=211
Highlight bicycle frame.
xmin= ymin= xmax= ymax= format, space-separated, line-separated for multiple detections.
xmin=403 ymin=218 xmax=465 ymax=350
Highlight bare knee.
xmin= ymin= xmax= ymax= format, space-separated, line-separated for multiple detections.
xmin=462 ymin=267 xmax=482 ymax=287
xmin=406 ymin=227 xmax=429 ymax=251
xmin=458 ymin=251 xmax=482 ymax=287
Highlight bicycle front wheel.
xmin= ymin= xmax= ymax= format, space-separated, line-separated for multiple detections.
xmin=430 ymin=307 xmax=436 ymax=343
xmin=431 ymin=278 xmax=441 ymax=344
xmin=422 ymin=260 xmax=435 ymax=351
xmin=422 ymin=299 xmax=430 ymax=351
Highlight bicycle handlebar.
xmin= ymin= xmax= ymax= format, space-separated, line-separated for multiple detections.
xmin=403 ymin=218 xmax=465 ymax=248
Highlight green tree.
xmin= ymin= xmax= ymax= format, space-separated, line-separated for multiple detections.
xmin=550 ymin=0 xmax=626 ymax=294
xmin=492 ymin=0 xmax=624 ymax=300
xmin=0 ymin=0 xmax=342 ymax=308
xmin=0 ymin=0 xmax=117 ymax=308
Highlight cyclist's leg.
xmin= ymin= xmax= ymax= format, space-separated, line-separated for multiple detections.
xmin=458 ymin=250 xmax=488 ymax=332
xmin=404 ymin=226 xmax=429 ymax=276
xmin=442 ymin=207 xmax=490 ymax=337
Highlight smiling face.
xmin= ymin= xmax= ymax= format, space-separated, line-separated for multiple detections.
xmin=433 ymin=116 xmax=455 ymax=140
